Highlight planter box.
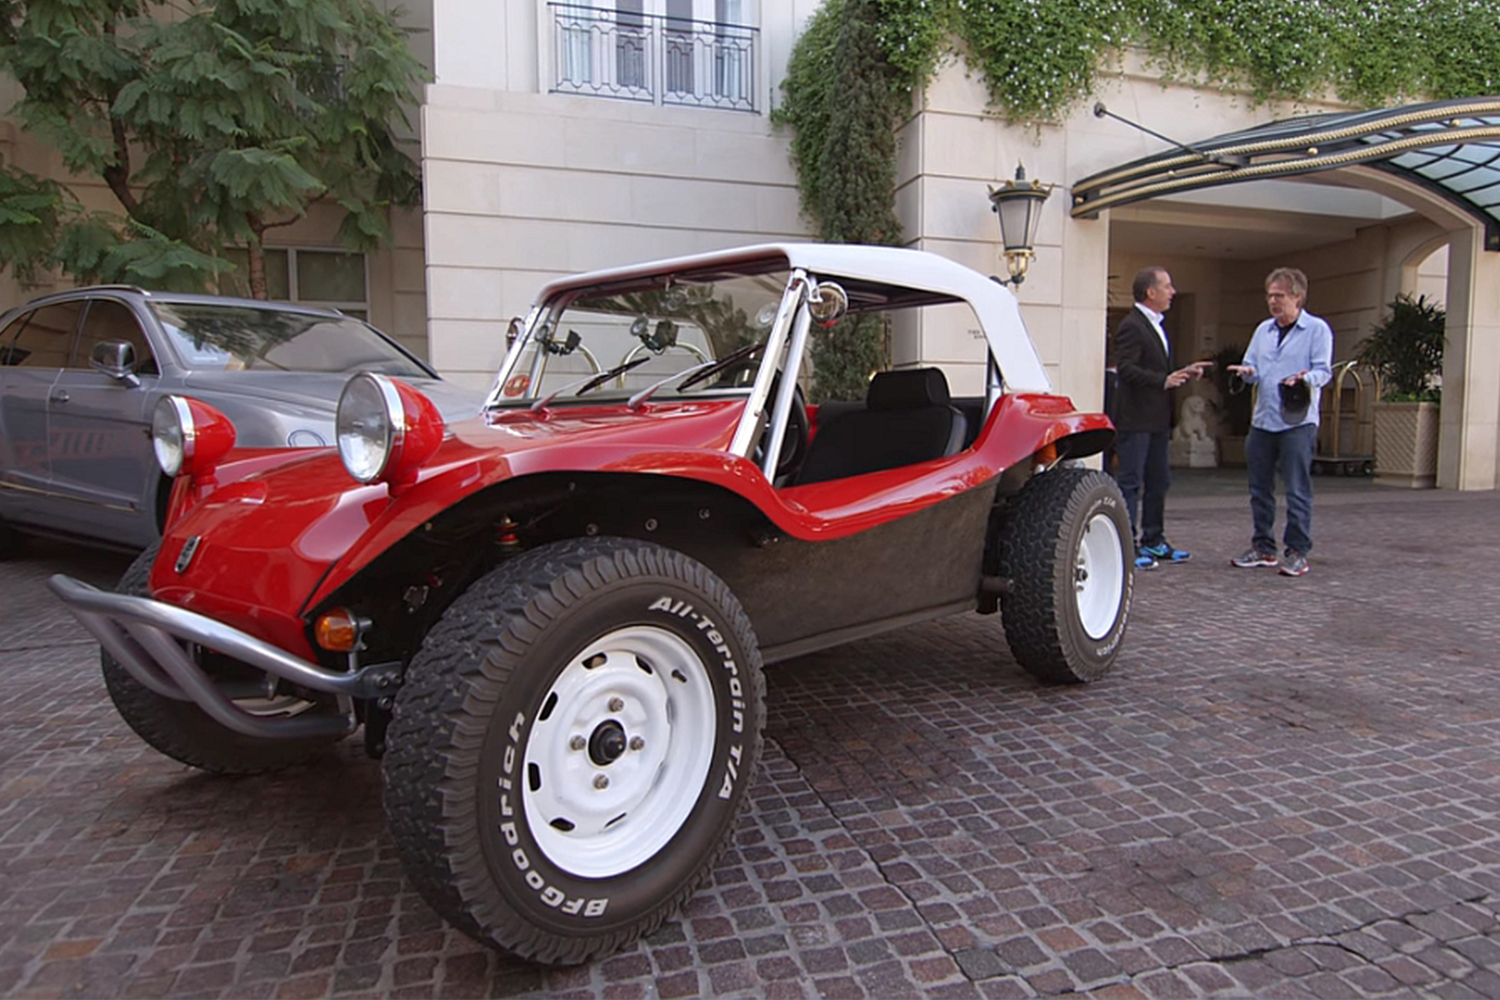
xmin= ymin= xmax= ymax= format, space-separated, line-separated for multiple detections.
xmin=1373 ymin=400 xmax=1439 ymax=488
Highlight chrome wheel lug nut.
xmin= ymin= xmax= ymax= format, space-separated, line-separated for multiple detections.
xmin=569 ymin=735 xmax=585 ymax=751
xmin=608 ymin=697 xmax=624 ymax=712
xmin=629 ymin=735 xmax=645 ymax=751
xmin=593 ymin=774 xmax=610 ymax=790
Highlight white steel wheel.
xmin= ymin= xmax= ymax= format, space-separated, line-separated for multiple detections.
xmin=1074 ymin=511 xmax=1126 ymax=640
xmin=524 ymin=625 xmax=716 ymax=878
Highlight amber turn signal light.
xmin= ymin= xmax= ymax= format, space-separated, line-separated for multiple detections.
xmin=315 ymin=609 xmax=363 ymax=652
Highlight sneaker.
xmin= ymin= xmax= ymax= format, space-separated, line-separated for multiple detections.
xmin=1279 ymin=551 xmax=1310 ymax=577
xmin=1140 ymin=541 xmax=1190 ymax=563
xmin=1231 ymin=548 xmax=1278 ymax=569
xmin=1134 ymin=551 xmax=1159 ymax=571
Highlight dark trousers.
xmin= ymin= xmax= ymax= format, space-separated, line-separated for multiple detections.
xmin=1114 ymin=429 xmax=1170 ymax=549
xmin=1246 ymin=423 xmax=1317 ymax=556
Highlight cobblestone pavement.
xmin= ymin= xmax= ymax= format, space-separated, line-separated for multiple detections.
xmin=3 ymin=481 xmax=1500 ymax=999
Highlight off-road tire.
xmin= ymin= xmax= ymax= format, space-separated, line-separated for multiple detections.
xmin=382 ymin=537 xmax=764 ymax=965
xmin=997 ymin=467 xmax=1132 ymax=683
xmin=100 ymin=544 xmax=345 ymax=774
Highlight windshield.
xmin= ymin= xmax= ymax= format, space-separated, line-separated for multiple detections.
xmin=495 ymin=270 xmax=792 ymax=404
xmin=151 ymin=302 xmax=430 ymax=377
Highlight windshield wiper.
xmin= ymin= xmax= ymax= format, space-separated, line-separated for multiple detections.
xmin=676 ymin=341 xmax=766 ymax=393
xmin=621 ymin=339 xmax=771 ymax=410
xmin=529 ymin=356 xmax=652 ymax=413
xmin=627 ymin=358 xmax=722 ymax=410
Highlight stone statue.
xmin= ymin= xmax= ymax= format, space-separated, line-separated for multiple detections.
xmin=1169 ymin=392 xmax=1218 ymax=468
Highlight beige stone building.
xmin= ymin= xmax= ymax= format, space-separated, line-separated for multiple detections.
xmin=6 ymin=1 xmax=1497 ymax=489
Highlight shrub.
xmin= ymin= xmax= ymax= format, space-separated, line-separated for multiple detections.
xmin=1357 ymin=294 xmax=1445 ymax=402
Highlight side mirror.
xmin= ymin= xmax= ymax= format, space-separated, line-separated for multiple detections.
xmin=89 ymin=340 xmax=141 ymax=387
xmin=807 ymin=281 xmax=848 ymax=328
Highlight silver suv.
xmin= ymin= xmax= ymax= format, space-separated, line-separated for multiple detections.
xmin=0 ymin=286 xmax=479 ymax=552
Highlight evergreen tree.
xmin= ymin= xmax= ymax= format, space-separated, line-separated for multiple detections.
xmin=0 ymin=0 xmax=425 ymax=293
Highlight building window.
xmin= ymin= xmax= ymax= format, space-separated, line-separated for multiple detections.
xmin=551 ymin=1 xmax=759 ymax=113
xmin=615 ymin=0 xmax=648 ymax=92
xmin=219 ymin=248 xmax=369 ymax=320
xmin=663 ymin=0 xmax=694 ymax=97
xmin=713 ymin=0 xmax=747 ymax=103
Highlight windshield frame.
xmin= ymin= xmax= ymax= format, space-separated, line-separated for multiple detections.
xmin=486 ymin=267 xmax=795 ymax=411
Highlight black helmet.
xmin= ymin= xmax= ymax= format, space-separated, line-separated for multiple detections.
xmin=1280 ymin=378 xmax=1312 ymax=418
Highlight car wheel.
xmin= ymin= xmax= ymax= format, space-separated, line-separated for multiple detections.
xmin=382 ymin=537 xmax=764 ymax=965
xmin=996 ymin=467 xmax=1133 ymax=683
xmin=101 ymin=544 xmax=347 ymax=774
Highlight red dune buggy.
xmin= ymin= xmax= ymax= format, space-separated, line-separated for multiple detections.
xmin=51 ymin=244 xmax=1131 ymax=964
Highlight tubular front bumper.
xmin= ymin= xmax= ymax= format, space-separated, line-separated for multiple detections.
xmin=48 ymin=574 xmax=400 ymax=740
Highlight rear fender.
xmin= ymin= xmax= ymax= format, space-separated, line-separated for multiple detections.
xmin=977 ymin=394 xmax=1115 ymax=475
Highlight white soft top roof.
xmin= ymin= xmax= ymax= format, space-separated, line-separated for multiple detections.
xmin=532 ymin=243 xmax=1051 ymax=392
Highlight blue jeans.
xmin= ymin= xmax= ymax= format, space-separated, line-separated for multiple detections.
xmin=1246 ymin=423 xmax=1317 ymax=556
xmin=1113 ymin=429 xmax=1170 ymax=549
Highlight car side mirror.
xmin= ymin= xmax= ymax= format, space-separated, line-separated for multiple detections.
xmin=807 ymin=281 xmax=848 ymax=328
xmin=89 ymin=340 xmax=141 ymax=387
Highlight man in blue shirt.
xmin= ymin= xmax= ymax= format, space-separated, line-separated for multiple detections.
xmin=1226 ymin=267 xmax=1334 ymax=577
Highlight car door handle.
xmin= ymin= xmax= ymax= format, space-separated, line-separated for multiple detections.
xmin=49 ymin=389 xmax=70 ymax=404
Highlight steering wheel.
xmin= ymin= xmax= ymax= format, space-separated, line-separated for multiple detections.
xmin=754 ymin=375 xmax=809 ymax=480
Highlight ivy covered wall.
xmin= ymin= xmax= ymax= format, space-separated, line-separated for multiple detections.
xmin=774 ymin=0 xmax=1500 ymax=396
xmin=780 ymin=0 xmax=1500 ymax=237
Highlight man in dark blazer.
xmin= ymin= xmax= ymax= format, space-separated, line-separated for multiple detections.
xmin=1113 ymin=266 xmax=1207 ymax=570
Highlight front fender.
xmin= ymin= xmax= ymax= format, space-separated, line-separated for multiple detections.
xmin=164 ymin=447 xmax=327 ymax=531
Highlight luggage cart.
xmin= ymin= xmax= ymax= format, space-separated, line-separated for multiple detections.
xmin=1312 ymin=360 xmax=1378 ymax=476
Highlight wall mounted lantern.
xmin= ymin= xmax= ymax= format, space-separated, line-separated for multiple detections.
xmin=988 ymin=163 xmax=1054 ymax=286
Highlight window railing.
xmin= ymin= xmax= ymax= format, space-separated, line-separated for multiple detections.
xmin=550 ymin=3 xmax=759 ymax=113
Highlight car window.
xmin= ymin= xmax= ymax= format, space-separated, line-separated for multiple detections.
xmin=500 ymin=271 xmax=790 ymax=403
xmin=0 ymin=312 xmax=28 ymax=366
xmin=77 ymin=299 xmax=158 ymax=375
xmin=3 ymin=302 xmax=84 ymax=369
xmin=148 ymin=302 xmax=428 ymax=377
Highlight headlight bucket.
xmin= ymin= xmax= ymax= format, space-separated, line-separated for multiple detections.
xmin=152 ymin=396 xmax=236 ymax=479
xmin=336 ymin=373 xmax=444 ymax=491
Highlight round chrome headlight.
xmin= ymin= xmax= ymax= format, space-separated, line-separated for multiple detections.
xmin=337 ymin=373 xmax=403 ymax=483
xmin=152 ymin=396 xmax=193 ymax=477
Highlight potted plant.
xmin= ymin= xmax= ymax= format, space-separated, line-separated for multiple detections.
xmin=1356 ymin=293 xmax=1445 ymax=487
